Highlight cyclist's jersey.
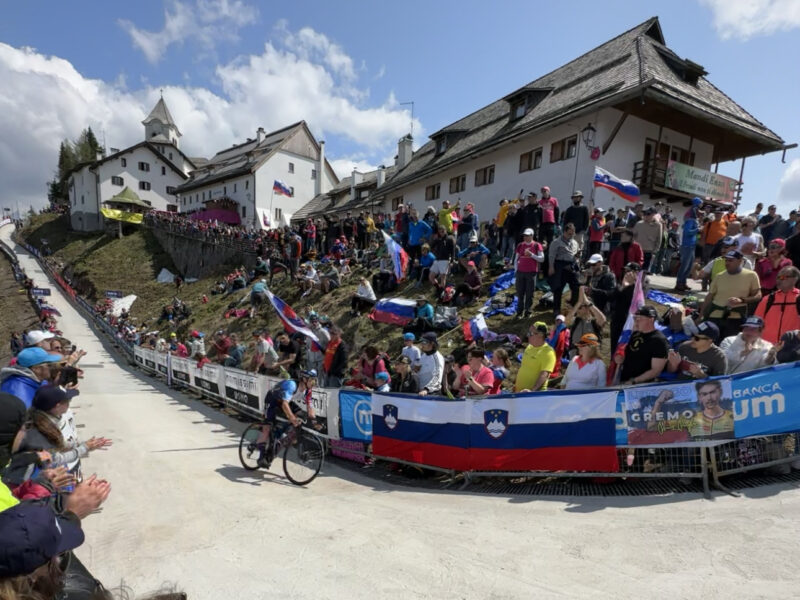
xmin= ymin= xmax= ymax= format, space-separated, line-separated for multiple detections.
xmin=291 ymin=387 xmax=313 ymax=413
xmin=264 ymin=380 xmax=297 ymax=421
xmin=688 ymin=409 xmax=734 ymax=439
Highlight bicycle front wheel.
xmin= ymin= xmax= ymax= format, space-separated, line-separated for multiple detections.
xmin=283 ymin=430 xmax=324 ymax=485
xmin=239 ymin=423 xmax=263 ymax=471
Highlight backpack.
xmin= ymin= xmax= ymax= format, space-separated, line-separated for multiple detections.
xmin=764 ymin=290 xmax=800 ymax=314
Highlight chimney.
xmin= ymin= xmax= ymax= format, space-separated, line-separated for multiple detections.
xmin=350 ymin=169 xmax=358 ymax=201
xmin=96 ymin=150 xmax=104 ymax=161
xmin=317 ymin=140 xmax=326 ymax=196
xmin=375 ymin=165 xmax=386 ymax=188
xmin=397 ymin=134 xmax=413 ymax=169
xmin=256 ymin=127 xmax=265 ymax=144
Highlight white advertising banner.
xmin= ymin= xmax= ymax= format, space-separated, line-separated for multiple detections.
xmin=223 ymin=368 xmax=265 ymax=414
xmin=169 ymin=356 xmax=194 ymax=386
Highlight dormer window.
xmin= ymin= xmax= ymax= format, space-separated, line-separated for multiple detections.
xmin=511 ymin=99 xmax=527 ymax=120
xmin=436 ymin=137 xmax=447 ymax=155
xmin=504 ymin=87 xmax=552 ymax=121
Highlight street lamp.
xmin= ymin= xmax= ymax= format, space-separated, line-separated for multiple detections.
xmin=581 ymin=123 xmax=596 ymax=149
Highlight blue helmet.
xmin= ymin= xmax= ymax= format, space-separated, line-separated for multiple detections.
xmin=278 ymin=379 xmax=297 ymax=400
xmin=301 ymin=369 xmax=317 ymax=378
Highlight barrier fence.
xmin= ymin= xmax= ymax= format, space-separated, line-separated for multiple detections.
xmin=10 ymin=228 xmax=800 ymax=497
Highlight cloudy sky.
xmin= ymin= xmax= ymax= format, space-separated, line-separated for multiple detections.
xmin=1 ymin=0 xmax=798 ymax=213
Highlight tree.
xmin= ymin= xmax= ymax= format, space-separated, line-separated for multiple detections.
xmin=47 ymin=129 xmax=106 ymax=207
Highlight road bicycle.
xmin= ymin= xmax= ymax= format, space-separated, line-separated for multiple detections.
xmin=238 ymin=417 xmax=325 ymax=485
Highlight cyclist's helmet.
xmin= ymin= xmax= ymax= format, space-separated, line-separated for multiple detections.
xmin=277 ymin=379 xmax=297 ymax=400
xmin=300 ymin=369 xmax=317 ymax=378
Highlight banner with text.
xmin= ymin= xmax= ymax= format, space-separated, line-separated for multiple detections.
xmin=624 ymin=379 xmax=734 ymax=445
xmin=665 ymin=161 xmax=738 ymax=203
xmin=339 ymin=389 xmax=373 ymax=442
xmin=732 ymin=363 xmax=799 ymax=437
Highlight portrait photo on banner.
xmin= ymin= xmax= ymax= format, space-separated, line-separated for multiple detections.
xmin=624 ymin=379 xmax=734 ymax=445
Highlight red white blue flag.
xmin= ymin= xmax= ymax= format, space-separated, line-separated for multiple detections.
xmin=266 ymin=291 xmax=320 ymax=346
xmin=372 ymin=391 xmax=618 ymax=472
xmin=380 ymin=230 xmax=409 ymax=282
xmin=593 ymin=166 xmax=640 ymax=203
xmin=273 ymin=180 xmax=292 ymax=197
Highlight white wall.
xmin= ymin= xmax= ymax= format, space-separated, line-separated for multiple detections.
xmin=376 ymin=107 xmax=718 ymax=220
xmin=69 ymin=165 xmax=99 ymax=231
xmin=150 ymin=143 xmax=193 ymax=175
xmin=177 ymin=175 xmax=256 ymax=221
xmin=96 ymin=145 xmax=186 ymax=212
xmin=254 ymin=149 xmax=337 ymax=228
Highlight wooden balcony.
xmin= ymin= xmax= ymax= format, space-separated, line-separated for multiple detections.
xmin=632 ymin=158 xmax=742 ymax=205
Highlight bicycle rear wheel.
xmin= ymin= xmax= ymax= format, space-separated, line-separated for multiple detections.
xmin=283 ymin=430 xmax=324 ymax=485
xmin=239 ymin=423 xmax=264 ymax=471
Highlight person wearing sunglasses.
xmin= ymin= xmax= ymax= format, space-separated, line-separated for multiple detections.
xmin=719 ymin=316 xmax=778 ymax=374
xmin=755 ymin=238 xmax=792 ymax=295
xmin=699 ymin=250 xmax=762 ymax=339
xmin=667 ymin=321 xmax=727 ymax=379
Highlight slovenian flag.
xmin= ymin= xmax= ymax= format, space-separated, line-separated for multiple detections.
xmin=618 ymin=270 xmax=645 ymax=348
xmin=266 ymin=291 xmax=320 ymax=346
xmin=369 ymin=298 xmax=417 ymax=326
xmin=381 ymin=231 xmax=409 ymax=282
xmin=462 ymin=313 xmax=489 ymax=342
xmin=371 ymin=391 xmax=619 ymax=472
xmin=593 ymin=167 xmax=639 ymax=203
xmin=273 ymin=180 xmax=292 ymax=197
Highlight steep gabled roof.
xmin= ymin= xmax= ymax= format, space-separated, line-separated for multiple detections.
xmin=376 ymin=17 xmax=784 ymax=197
xmin=175 ymin=121 xmax=339 ymax=194
xmin=142 ymin=97 xmax=182 ymax=136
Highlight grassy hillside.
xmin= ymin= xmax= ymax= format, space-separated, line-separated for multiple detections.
xmin=19 ymin=215 xmax=558 ymax=382
xmin=0 ymin=255 xmax=40 ymax=364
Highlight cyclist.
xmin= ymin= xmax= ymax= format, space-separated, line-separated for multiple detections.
xmin=255 ymin=370 xmax=317 ymax=468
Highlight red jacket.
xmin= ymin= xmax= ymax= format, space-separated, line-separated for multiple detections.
xmin=754 ymin=287 xmax=800 ymax=344
xmin=609 ymin=242 xmax=644 ymax=279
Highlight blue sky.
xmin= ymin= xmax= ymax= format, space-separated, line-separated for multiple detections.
xmin=1 ymin=0 xmax=798 ymax=212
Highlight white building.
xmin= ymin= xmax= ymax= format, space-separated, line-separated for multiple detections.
xmin=371 ymin=18 xmax=786 ymax=221
xmin=174 ymin=121 xmax=339 ymax=229
xmin=68 ymin=98 xmax=197 ymax=231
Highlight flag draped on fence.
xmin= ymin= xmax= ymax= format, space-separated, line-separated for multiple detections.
xmin=381 ymin=230 xmax=409 ymax=282
xmin=266 ymin=291 xmax=320 ymax=346
xmin=273 ymin=180 xmax=292 ymax=197
xmin=593 ymin=167 xmax=640 ymax=203
xmin=371 ymin=391 xmax=619 ymax=472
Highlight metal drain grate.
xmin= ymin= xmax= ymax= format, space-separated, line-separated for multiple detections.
xmin=333 ymin=457 xmax=800 ymax=497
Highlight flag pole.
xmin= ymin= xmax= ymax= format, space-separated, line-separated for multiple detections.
xmin=269 ymin=187 xmax=274 ymax=229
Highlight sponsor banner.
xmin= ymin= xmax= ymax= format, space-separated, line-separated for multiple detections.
xmin=154 ymin=351 xmax=169 ymax=377
xmin=224 ymin=368 xmax=264 ymax=412
xmin=133 ymin=345 xmax=146 ymax=367
xmin=105 ymin=290 xmax=124 ymax=299
xmin=665 ymin=160 xmax=737 ymax=204
xmin=330 ymin=439 xmax=367 ymax=464
xmin=625 ymin=379 xmax=734 ymax=445
xmin=732 ymin=363 xmax=798 ymax=438
xmin=139 ymin=347 xmax=157 ymax=371
xmin=100 ymin=207 xmax=144 ymax=224
xmin=170 ymin=356 xmax=193 ymax=385
xmin=194 ymin=363 xmax=224 ymax=396
xmin=31 ymin=287 xmax=51 ymax=296
xmin=339 ymin=389 xmax=373 ymax=442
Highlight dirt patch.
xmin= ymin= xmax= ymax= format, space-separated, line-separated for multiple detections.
xmin=0 ymin=254 xmax=41 ymax=364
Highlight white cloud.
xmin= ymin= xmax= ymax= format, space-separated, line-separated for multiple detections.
xmin=119 ymin=0 xmax=259 ymax=63
xmin=0 ymin=26 xmax=420 ymax=210
xmin=779 ymin=158 xmax=800 ymax=204
xmin=701 ymin=0 xmax=800 ymax=39
xmin=329 ymin=158 xmax=380 ymax=180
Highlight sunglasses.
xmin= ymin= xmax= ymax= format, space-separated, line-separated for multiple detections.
xmin=692 ymin=335 xmax=710 ymax=341
xmin=777 ymin=274 xmax=797 ymax=280
xmin=769 ymin=245 xmax=783 ymax=250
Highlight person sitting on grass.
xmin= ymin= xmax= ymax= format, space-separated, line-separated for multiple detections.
xmin=319 ymin=262 xmax=342 ymax=294
xmin=350 ymin=277 xmax=377 ymax=316
xmin=452 ymin=260 xmax=482 ymax=306
xmin=411 ymin=243 xmax=436 ymax=288
xmin=457 ymin=233 xmax=490 ymax=271
xmin=222 ymin=333 xmax=246 ymax=369
xmin=403 ymin=298 xmax=435 ymax=335
xmin=298 ymin=263 xmax=319 ymax=297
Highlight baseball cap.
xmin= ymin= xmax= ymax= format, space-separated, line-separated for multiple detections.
xmin=375 ymin=371 xmax=390 ymax=382
xmin=32 ymin=385 xmax=70 ymax=412
xmin=555 ymin=314 xmax=566 ymax=323
xmin=421 ymin=332 xmax=438 ymax=344
xmin=0 ymin=503 xmax=85 ymax=577
xmin=403 ymin=333 xmax=416 ymax=341
xmin=577 ymin=333 xmax=600 ymax=346
xmin=467 ymin=260 xmax=476 ymax=268
xmin=724 ymin=250 xmax=744 ymax=260
xmin=594 ymin=207 xmax=603 ymax=213
xmin=721 ymin=236 xmax=736 ymax=246
xmin=769 ymin=238 xmax=786 ymax=248
xmin=643 ymin=207 xmax=656 ymax=215
xmin=571 ymin=190 xmax=584 ymax=198
xmin=16 ymin=347 xmax=63 ymax=369
xmin=191 ymin=330 xmax=200 ymax=338
xmin=398 ymin=355 xmax=412 ymax=365
xmin=541 ymin=186 xmax=550 ymax=192
xmin=695 ymin=321 xmax=720 ymax=343
xmin=469 ymin=232 xmax=478 ymax=242
xmin=531 ymin=321 xmax=548 ymax=335
xmin=25 ymin=330 xmax=55 ymax=347
xmin=742 ymin=316 xmax=765 ymax=329
xmin=523 ymin=228 xmax=534 ymax=236
xmin=624 ymin=261 xmax=642 ymax=272
xmin=634 ymin=305 xmax=658 ymax=318
xmin=170 ymin=332 xmax=177 ymax=338
xmin=587 ymin=253 xmax=604 ymax=265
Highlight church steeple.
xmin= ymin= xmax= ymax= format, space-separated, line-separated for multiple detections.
xmin=142 ymin=95 xmax=182 ymax=148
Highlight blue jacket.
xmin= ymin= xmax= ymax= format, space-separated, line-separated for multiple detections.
xmin=681 ymin=212 xmax=699 ymax=248
xmin=408 ymin=220 xmax=432 ymax=246
xmin=416 ymin=303 xmax=434 ymax=320
xmin=0 ymin=366 xmax=43 ymax=409
xmin=458 ymin=243 xmax=490 ymax=258
xmin=419 ymin=252 xmax=436 ymax=268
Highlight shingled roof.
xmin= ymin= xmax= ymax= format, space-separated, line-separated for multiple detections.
xmin=376 ymin=17 xmax=784 ymax=198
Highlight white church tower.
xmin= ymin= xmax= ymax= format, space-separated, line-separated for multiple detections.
xmin=142 ymin=95 xmax=182 ymax=148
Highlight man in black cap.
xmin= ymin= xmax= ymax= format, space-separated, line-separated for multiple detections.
xmin=391 ymin=356 xmax=420 ymax=394
xmin=618 ymin=305 xmax=669 ymax=385
xmin=700 ymin=249 xmax=762 ymax=338
xmin=519 ymin=192 xmax=540 ymax=242
xmin=667 ymin=320 xmax=727 ymax=378
xmin=562 ymin=191 xmax=589 ymax=252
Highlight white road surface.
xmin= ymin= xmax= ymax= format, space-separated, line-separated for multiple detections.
xmin=3 ymin=224 xmax=799 ymax=599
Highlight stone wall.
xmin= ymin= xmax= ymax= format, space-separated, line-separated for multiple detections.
xmin=149 ymin=228 xmax=256 ymax=279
